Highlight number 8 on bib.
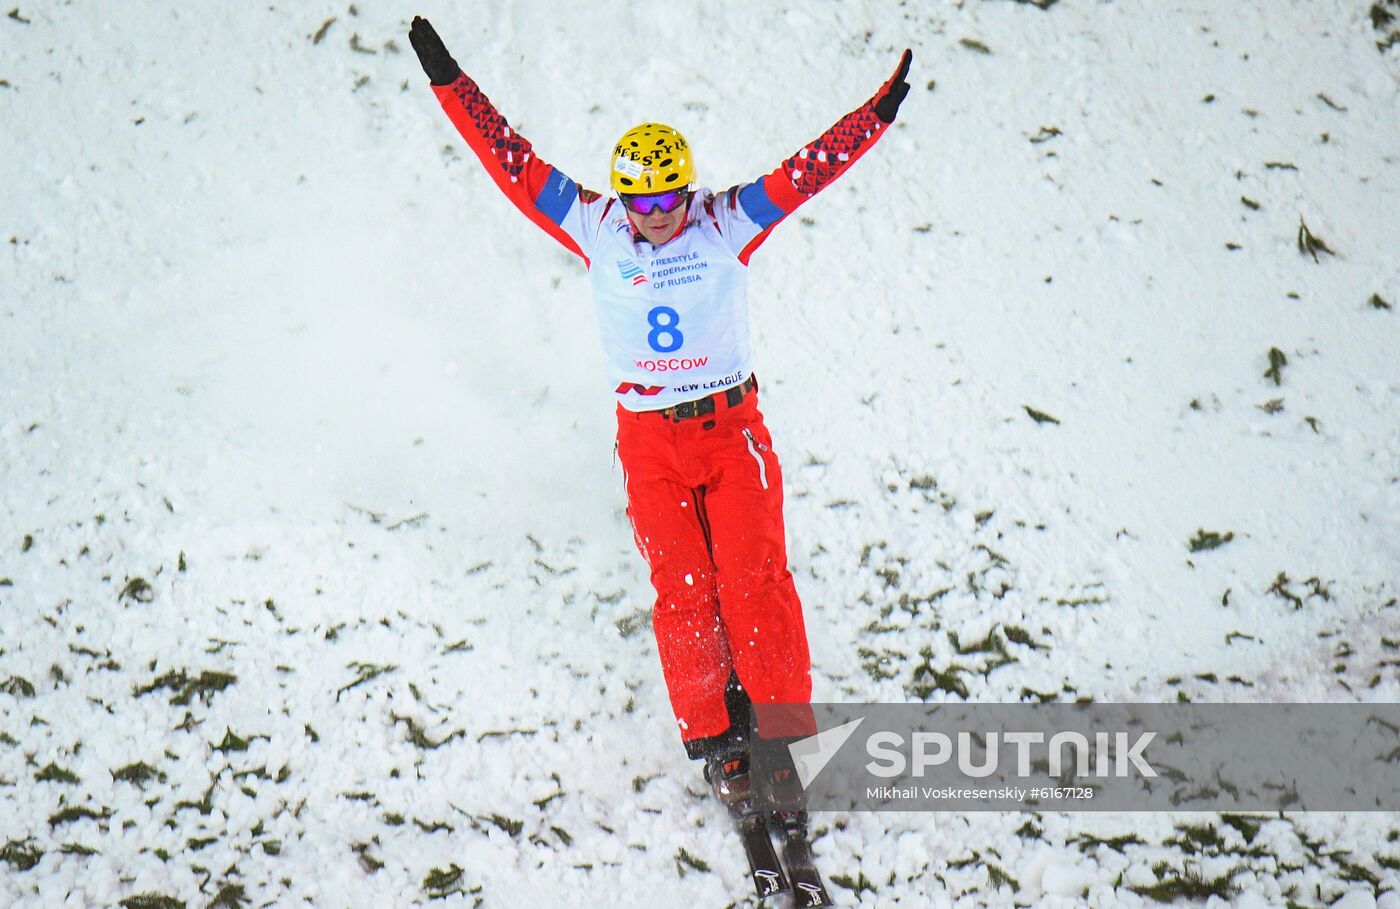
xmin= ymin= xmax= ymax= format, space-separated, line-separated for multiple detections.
xmin=647 ymin=306 xmax=684 ymax=353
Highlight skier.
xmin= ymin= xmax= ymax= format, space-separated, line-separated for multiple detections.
xmin=408 ymin=14 xmax=908 ymax=818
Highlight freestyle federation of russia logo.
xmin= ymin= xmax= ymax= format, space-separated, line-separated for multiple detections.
xmin=617 ymin=259 xmax=648 ymax=287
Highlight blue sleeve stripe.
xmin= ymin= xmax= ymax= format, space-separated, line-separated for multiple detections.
xmin=535 ymin=167 xmax=577 ymax=225
xmin=737 ymin=180 xmax=785 ymax=229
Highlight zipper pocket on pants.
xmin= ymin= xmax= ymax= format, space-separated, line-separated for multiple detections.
xmin=742 ymin=428 xmax=769 ymax=490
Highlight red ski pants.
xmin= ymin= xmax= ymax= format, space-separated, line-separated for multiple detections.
xmin=616 ymin=385 xmax=812 ymax=746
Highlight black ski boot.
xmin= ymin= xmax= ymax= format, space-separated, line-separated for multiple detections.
xmin=704 ymin=749 xmax=790 ymax=899
xmin=703 ymin=750 xmax=756 ymax=818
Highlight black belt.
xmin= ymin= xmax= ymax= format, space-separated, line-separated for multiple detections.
xmin=655 ymin=375 xmax=757 ymax=422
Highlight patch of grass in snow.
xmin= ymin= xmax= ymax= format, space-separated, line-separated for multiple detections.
xmin=414 ymin=818 xmax=453 ymax=834
xmin=1187 ymin=529 xmax=1234 ymax=552
xmin=675 ymin=847 xmax=711 ymax=875
xmin=949 ymin=626 xmax=1029 ymax=673
xmin=48 ymin=804 xmax=112 ymax=827
xmin=910 ymin=649 xmax=971 ymax=699
xmin=1072 ymin=832 xmax=1145 ymax=852
xmin=207 ymin=883 xmax=248 ymax=908
xmin=1130 ymin=864 xmax=1239 ymax=902
xmin=390 ymin=712 xmax=466 ymax=749
xmin=905 ymin=476 xmax=958 ymax=511
xmin=133 ymin=668 xmax=237 ymax=706
xmin=1 ymin=837 xmax=43 ymax=870
xmin=352 ymin=841 xmax=385 ymax=874
xmin=1 ymin=675 xmax=36 ymax=697
xmin=1001 ymin=625 xmax=1043 ymax=649
xmin=174 ymin=780 xmax=216 ymax=815
xmin=1375 ymin=2 xmax=1400 ymax=26
xmin=211 ymin=728 xmax=253 ymax=753
xmin=423 ymin=863 xmax=482 ymax=901
xmin=118 ymin=576 xmax=155 ymax=603
xmin=987 ymin=863 xmax=1019 ymax=889
xmin=1335 ymin=859 xmax=1380 ymax=886
xmin=112 ymin=761 xmax=164 ymax=787
xmin=35 ymin=762 xmax=80 ymax=784
xmin=859 ymin=646 xmax=906 ymax=682
xmin=1166 ymin=823 xmax=1224 ymax=854
xmin=1266 ymin=572 xmax=1331 ymax=610
xmin=335 ymin=662 xmax=397 ymax=699
xmin=120 ymin=895 xmax=186 ymax=909
xmin=948 ymin=852 xmax=981 ymax=870
xmin=1296 ymin=218 xmax=1336 ymax=262
xmin=1052 ymin=582 xmax=1110 ymax=608
xmin=480 ymin=813 xmax=524 ymax=838
xmin=614 ymin=607 xmax=651 ymax=639
xmin=859 ymin=540 xmax=887 ymax=566
xmin=1263 ymin=347 xmax=1289 ymax=385
xmin=477 ymin=727 xmax=538 ymax=742
xmin=831 ymin=870 xmax=877 ymax=894
xmin=60 ymin=841 xmax=98 ymax=855
xmin=897 ymin=588 xmax=953 ymax=618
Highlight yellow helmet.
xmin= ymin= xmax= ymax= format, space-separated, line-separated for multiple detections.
xmin=610 ymin=122 xmax=695 ymax=193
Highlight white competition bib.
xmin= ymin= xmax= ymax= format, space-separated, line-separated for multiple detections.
xmin=589 ymin=192 xmax=754 ymax=411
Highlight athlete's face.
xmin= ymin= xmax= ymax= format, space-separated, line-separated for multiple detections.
xmin=625 ymin=191 xmax=689 ymax=245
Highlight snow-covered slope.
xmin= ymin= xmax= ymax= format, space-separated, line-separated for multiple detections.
xmin=2 ymin=1 xmax=1397 ymax=906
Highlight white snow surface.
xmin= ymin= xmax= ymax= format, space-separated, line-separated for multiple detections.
xmin=3 ymin=1 xmax=1399 ymax=906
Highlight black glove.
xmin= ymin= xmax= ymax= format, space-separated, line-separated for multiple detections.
xmin=873 ymin=49 xmax=912 ymax=123
xmin=409 ymin=16 xmax=461 ymax=86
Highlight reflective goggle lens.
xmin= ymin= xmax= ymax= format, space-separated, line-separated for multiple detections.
xmin=622 ymin=190 xmax=688 ymax=215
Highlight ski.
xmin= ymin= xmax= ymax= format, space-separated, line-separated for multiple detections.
xmin=736 ymin=811 xmax=789 ymax=900
xmin=775 ymin=822 xmax=832 ymax=907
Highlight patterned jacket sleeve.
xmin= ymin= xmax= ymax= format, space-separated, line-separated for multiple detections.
xmin=712 ymin=76 xmax=898 ymax=265
xmin=432 ymin=73 xmax=605 ymax=266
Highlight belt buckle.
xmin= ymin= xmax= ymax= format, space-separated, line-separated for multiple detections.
xmin=724 ymin=376 xmax=754 ymax=409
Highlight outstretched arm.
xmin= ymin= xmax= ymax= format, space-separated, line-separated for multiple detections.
xmin=409 ymin=17 xmax=602 ymax=264
xmin=716 ymin=50 xmax=913 ymax=264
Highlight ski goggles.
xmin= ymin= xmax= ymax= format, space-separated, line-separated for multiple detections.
xmin=619 ymin=189 xmax=689 ymax=215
